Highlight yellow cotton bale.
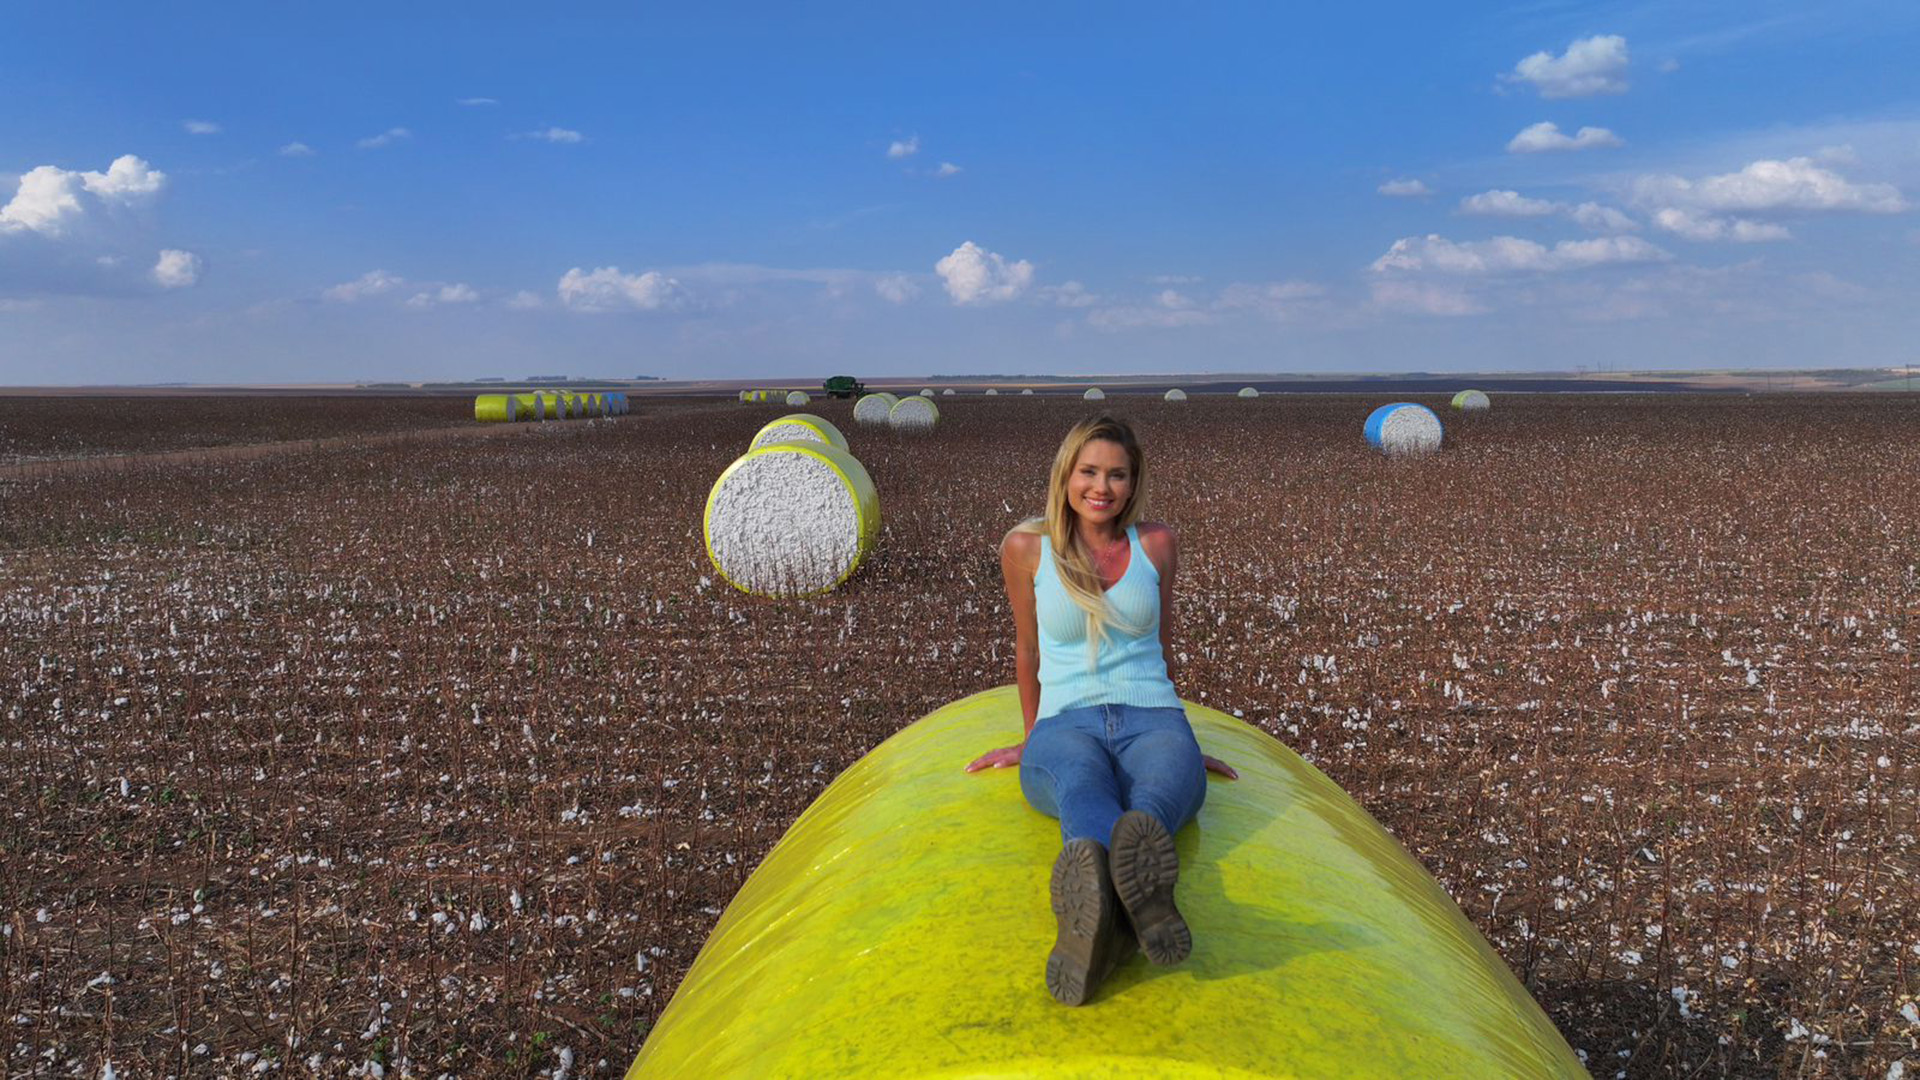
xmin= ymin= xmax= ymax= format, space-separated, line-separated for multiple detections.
xmin=702 ymin=441 xmax=880 ymax=598
xmin=473 ymin=394 xmax=519 ymax=422
xmin=750 ymin=413 xmax=849 ymax=452
xmin=627 ymin=685 xmax=1585 ymax=1079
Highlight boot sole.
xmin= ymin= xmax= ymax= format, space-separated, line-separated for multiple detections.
xmin=1046 ymin=838 xmax=1115 ymax=1005
xmin=1110 ymin=810 xmax=1192 ymax=966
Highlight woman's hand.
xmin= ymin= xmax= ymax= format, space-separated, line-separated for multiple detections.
xmin=1202 ymin=754 xmax=1239 ymax=780
xmin=966 ymin=745 xmax=1024 ymax=772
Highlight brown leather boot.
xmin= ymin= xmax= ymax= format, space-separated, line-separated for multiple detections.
xmin=1110 ymin=810 xmax=1192 ymax=966
xmin=1045 ymin=838 xmax=1136 ymax=1005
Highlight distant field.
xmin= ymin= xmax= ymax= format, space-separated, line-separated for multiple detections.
xmin=0 ymin=396 xmax=468 ymax=466
xmin=2 ymin=393 xmax=1915 ymax=1077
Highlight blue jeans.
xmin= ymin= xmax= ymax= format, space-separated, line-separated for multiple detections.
xmin=1019 ymin=704 xmax=1207 ymax=846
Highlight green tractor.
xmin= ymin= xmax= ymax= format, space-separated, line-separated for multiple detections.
xmin=823 ymin=374 xmax=867 ymax=399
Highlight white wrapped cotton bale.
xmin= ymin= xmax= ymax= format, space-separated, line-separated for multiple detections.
xmin=786 ymin=391 xmax=811 ymax=406
xmin=985 ymin=388 xmax=999 ymax=396
xmin=1451 ymin=389 xmax=1490 ymax=412
xmin=1084 ymin=388 xmax=1105 ymax=401
xmin=1020 ymin=389 xmax=1034 ymax=395
xmin=919 ymin=389 xmax=935 ymax=398
xmin=1164 ymin=389 xmax=1187 ymax=402
xmin=704 ymin=442 xmax=880 ymax=597
xmin=1238 ymin=387 xmax=1260 ymax=399
xmin=853 ymin=392 xmax=899 ymax=425
xmin=751 ymin=413 xmax=848 ymax=452
xmin=889 ymin=395 xmax=940 ymax=432
xmin=942 ymin=388 xmax=955 ymax=396
xmin=1364 ymin=403 xmax=1444 ymax=456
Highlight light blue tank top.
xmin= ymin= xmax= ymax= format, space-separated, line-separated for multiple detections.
xmin=1034 ymin=524 xmax=1182 ymax=721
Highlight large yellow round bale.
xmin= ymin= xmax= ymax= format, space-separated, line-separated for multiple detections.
xmin=853 ymin=392 xmax=900 ymax=425
xmin=702 ymin=442 xmax=880 ymax=597
xmin=513 ymin=392 xmax=544 ymax=420
xmin=627 ymin=686 xmax=1585 ymax=1079
xmin=888 ymin=394 xmax=940 ymax=432
xmin=750 ymin=413 xmax=848 ymax=452
xmin=473 ymin=394 xmax=519 ymax=422
xmin=739 ymin=389 xmax=751 ymax=403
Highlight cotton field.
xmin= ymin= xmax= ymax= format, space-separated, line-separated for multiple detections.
xmin=1 ymin=392 xmax=1916 ymax=1078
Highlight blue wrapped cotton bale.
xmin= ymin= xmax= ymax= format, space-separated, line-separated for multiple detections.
xmin=1364 ymin=403 xmax=1444 ymax=455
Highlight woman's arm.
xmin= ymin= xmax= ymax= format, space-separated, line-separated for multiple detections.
xmin=966 ymin=529 xmax=1041 ymax=772
xmin=1141 ymin=523 xmax=1237 ymax=780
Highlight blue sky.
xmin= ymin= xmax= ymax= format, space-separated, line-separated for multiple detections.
xmin=2 ymin=1 xmax=1917 ymax=383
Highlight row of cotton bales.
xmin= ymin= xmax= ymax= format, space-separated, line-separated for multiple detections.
xmin=704 ymin=413 xmax=881 ymax=598
xmin=475 ymin=390 xmax=629 ymax=422
xmin=853 ymin=392 xmax=941 ymax=432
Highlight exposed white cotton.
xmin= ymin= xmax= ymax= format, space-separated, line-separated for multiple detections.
xmin=706 ymin=453 xmax=862 ymax=595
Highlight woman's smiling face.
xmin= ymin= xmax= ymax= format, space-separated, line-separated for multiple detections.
xmin=1067 ymin=438 xmax=1132 ymax=528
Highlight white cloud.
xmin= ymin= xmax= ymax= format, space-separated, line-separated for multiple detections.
xmin=1569 ymin=202 xmax=1639 ymax=232
xmin=887 ymin=135 xmax=920 ymax=160
xmin=1212 ymin=280 xmax=1326 ymax=320
xmin=408 ymin=283 xmax=479 ymax=307
xmin=323 ymin=270 xmax=404 ymax=302
xmin=279 ymin=142 xmax=316 ymax=157
xmin=515 ymin=128 xmax=583 ymax=144
xmin=934 ymin=162 xmax=963 ymax=178
xmin=1509 ymin=35 xmax=1630 ymax=99
xmin=1632 ymin=157 xmax=1906 ymax=214
xmin=934 ymin=240 xmax=1034 ymax=304
xmin=1508 ymin=122 xmax=1624 ymax=153
xmin=557 ymin=266 xmax=687 ymax=312
xmin=1370 ymin=233 xmax=1669 ymax=274
xmin=0 ymin=155 xmax=167 ymax=237
xmin=357 ymin=128 xmax=412 ymax=150
xmin=1652 ymin=208 xmax=1791 ymax=243
xmin=505 ymin=289 xmax=546 ymax=310
xmin=151 ymin=249 xmax=201 ymax=288
xmin=457 ymin=97 xmax=499 ymax=107
xmin=1041 ymin=281 xmax=1099 ymax=307
xmin=1377 ymin=178 xmax=1431 ymax=197
xmin=183 ymin=119 xmax=222 ymax=136
xmin=1371 ymin=279 xmax=1486 ymax=316
xmin=873 ymin=274 xmax=920 ymax=304
xmin=1086 ymin=297 xmax=1214 ymax=331
xmin=1460 ymin=189 xmax=1560 ymax=216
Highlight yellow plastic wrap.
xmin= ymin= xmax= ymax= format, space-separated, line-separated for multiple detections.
xmin=628 ymin=686 xmax=1583 ymax=1079
xmin=473 ymin=394 xmax=518 ymax=422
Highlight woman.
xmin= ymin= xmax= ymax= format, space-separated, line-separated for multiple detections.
xmin=967 ymin=413 xmax=1236 ymax=1006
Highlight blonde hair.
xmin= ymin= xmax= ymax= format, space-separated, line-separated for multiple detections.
xmin=1011 ymin=414 xmax=1150 ymax=660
